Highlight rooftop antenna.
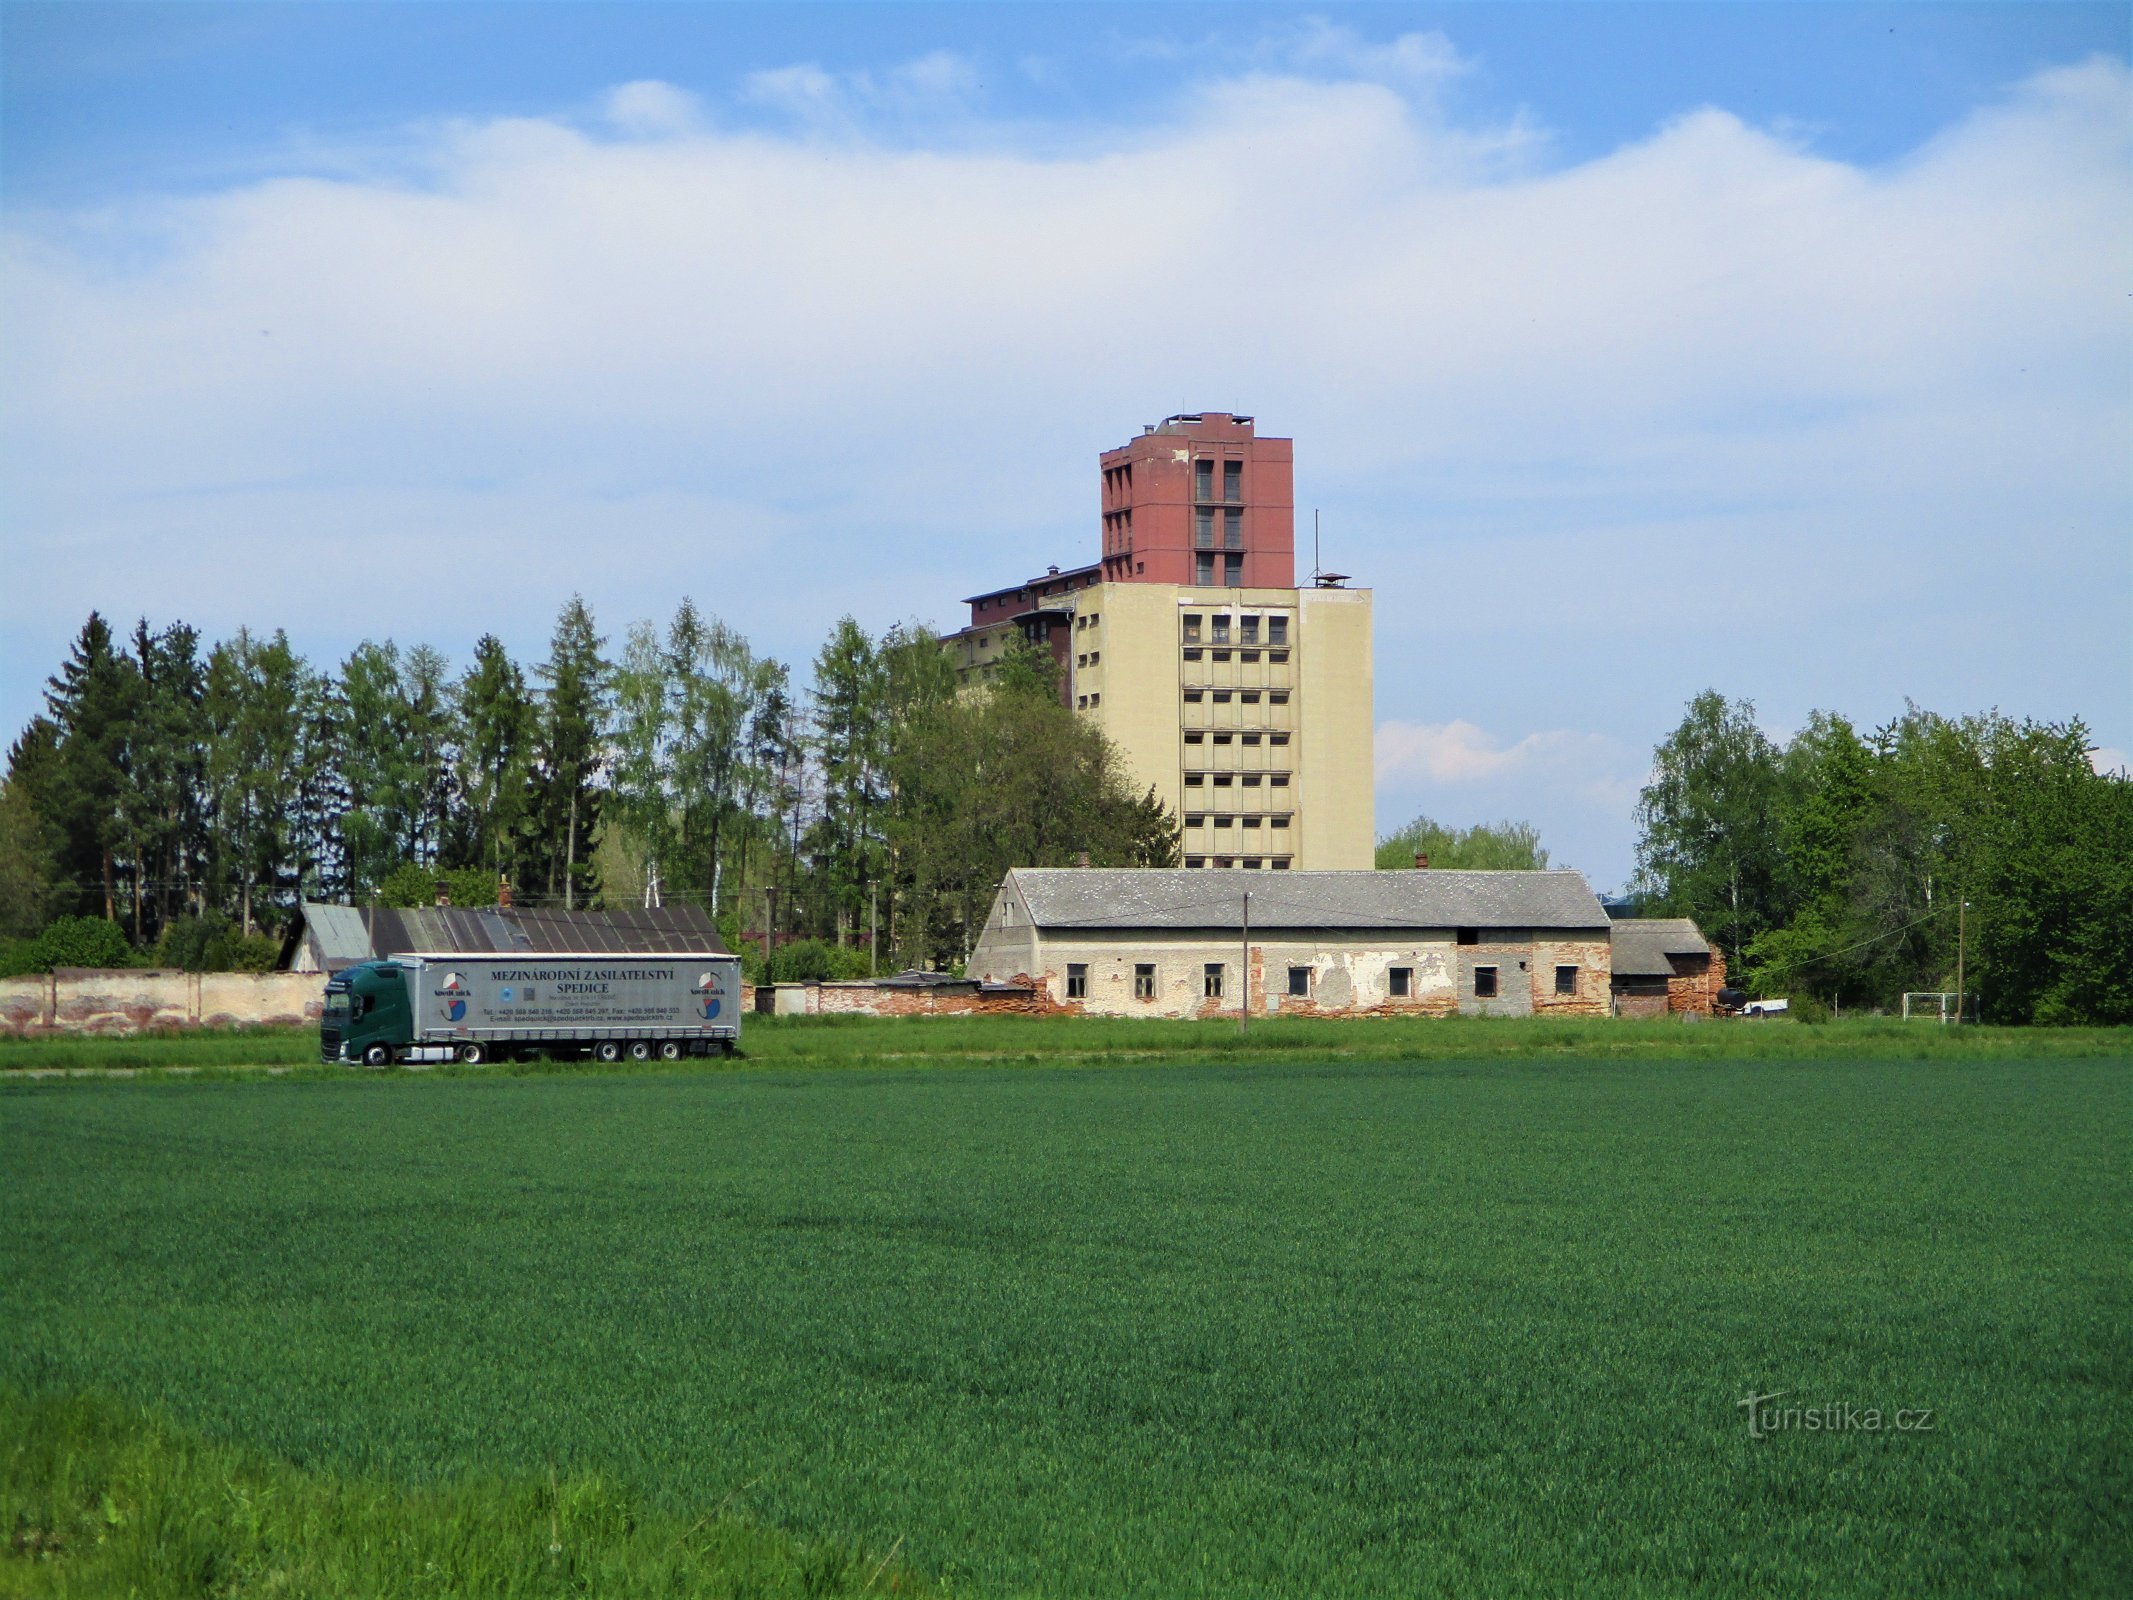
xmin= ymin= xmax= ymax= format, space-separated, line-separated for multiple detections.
xmin=1313 ymin=509 xmax=1320 ymax=585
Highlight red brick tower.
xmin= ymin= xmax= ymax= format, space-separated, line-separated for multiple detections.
xmin=1099 ymin=413 xmax=1294 ymax=589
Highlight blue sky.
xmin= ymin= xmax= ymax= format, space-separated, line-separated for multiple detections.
xmin=4 ymin=2 xmax=2128 ymax=888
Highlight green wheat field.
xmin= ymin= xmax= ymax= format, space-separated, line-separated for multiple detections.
xmin=4 ymin=1027 xmax=2129 ymax=1596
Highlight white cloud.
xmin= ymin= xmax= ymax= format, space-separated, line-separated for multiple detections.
xmin=603 ymin=80 xmax=703 ymax=139
xmin=1279 ymin=20 xmax=1471 ymax=88
xmin=1376 ymin=720 xmax=1636 ymax=797
xmin=741 ymin=49 xmax=983 ymax=126
xmin=2 ymin=48 xmax=2127 ymax=887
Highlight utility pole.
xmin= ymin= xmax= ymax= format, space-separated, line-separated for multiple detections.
xmin=1955 ymin=898 xmax=1968 ymax=1025
xmin=869 ymin=884 xmax=879 ymax=978
xmin=763 ymin=886 xmax=777 ymax=976
xmin=1240 ymin=889 xmax=1251 ymax=1036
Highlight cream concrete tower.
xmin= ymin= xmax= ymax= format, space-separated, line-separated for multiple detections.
xmin=1062 ymin=581 xmax=1374 ymax=871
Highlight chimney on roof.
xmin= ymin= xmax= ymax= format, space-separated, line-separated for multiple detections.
xmin=1414 ymin=852 xmax=1429 ymax=870
xmin=434 ymin=880 xmax=452 ymax=908
xmin=497 ymin=875 xmax=513 ymax=908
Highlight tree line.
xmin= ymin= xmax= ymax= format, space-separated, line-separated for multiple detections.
xmin=1 ymin=601 xmax=1177 ymax=976
xmin=1633 ymin=691 xmax=2132 ymax=1024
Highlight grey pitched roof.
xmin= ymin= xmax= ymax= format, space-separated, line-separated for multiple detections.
xmin=1003 ymin=868 xmax=1608 ymax=933
xmin=1609 ymin=918 xmax=1712 ymax=977
xmin=301 ymin=901 xmax=727 ymax=965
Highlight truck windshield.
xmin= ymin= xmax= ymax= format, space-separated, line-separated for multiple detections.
xmin=323 ymin=990 xmax=350 ymax=1019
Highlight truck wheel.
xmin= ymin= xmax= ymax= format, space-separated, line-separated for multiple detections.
xmin=362 ymin=1044 xmax=392 ymax=1068
xmin=458 ymin=1043 xmax=485 ymax=1065
xmin=595 ymin=1041 xmax=622 ymax=1063
xmin=658 ymin=1041 xmax=682 ymax=1061
xmin=627 ymin=1041 xmax=653 ymax=1062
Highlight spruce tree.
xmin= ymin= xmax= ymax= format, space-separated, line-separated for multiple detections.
xmin=42 ymin=612 xmax=141 ymax=923
xmin=532 ymin=597 xmax=609 ymax=908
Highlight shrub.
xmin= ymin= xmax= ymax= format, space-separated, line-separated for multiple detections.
xmin=23 ymin=915 xmax=137 ymax=972
xmin=766 ymin=939 xmax=874 ymax=984
xmin=226 ymin=932 xmax=282 ymax=973
xmin=376 ymin=862 xmax=500 ymax=910
xmin=150 ymin=915 xmax=286 ymax=973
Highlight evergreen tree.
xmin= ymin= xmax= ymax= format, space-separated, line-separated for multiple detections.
xmin=336 ymin=641 xmax=424 ymax=895
xmin=202 ymin=629 xmax=312 ymax=935
xmin=0 ymin=721 xmax=63 ymax=938
xmin=531 ymin=597 xmax=608 ymax=909
xmin=42 ymin=613 xmax=142 ymax=923
xmin=807 ymin=617 xmax=886 ymax=942
xmin=403 ymin=643 xmax=457 ymax=864
xmin=121 ymin=620 xmax=208 ymax=942
xmin=452 ymin=635 xmax=537 ymax=884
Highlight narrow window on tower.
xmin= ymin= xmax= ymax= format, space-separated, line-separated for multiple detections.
xmin=1268 ymin=616 xmax=1289 ymax=645
xmin=1182 ymin=614 xmax=1202 ymax=643
xmin=1224 ymin=509 xmax=1243 ymax=550
xmin=1195 ymin=507 xmax=1215 ymax=549
xmin=1223 ymin=460 xmax=1243 ymax=503
xmin=1195 ymin=459 xmax=1214 ymax=501
xmin=1240 ymin=616 xmax=1260 ymax=645
xmin=1196 ymin=552 xmax=1215 ymax=587
xmin=1225 ymin=553 xmax=1244 ymax=587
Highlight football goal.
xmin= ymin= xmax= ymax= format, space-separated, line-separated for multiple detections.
xmin=1901 ymin=992 xmax=1970 ymax=1023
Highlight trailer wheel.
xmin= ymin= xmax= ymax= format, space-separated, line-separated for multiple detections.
xmin=658 ymin=1041 xmax=682 ymax=1061
xmin=627 ymin=1041 xmax=653 ymax=1062
xmin=595 ymin=1041 xmax=622 ymax=1063
xmin=458 ymin=1043 xmax=485 ymax=1065
xmin=362 ymin=1044 xmax=392 ymax=1068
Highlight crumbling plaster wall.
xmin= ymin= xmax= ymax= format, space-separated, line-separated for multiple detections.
xmin=0 ymin=969 xmax=325 ymax=1036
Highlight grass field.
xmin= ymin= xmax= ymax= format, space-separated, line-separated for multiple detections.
xmin=5 ymin=1011 xmax=2128 ymax=1076
xmin=4 ymin=1046 xmax=2129 ymax=1596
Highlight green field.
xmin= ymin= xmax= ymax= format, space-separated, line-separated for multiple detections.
xmin=4 ymin=1043 xmax=2129 ymax=1596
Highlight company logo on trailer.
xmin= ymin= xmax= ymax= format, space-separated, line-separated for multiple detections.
xmin=695 ymin=970 xmax=724 ymax=1020
xmin=436 ymin=972 xmax=468 ymax=1023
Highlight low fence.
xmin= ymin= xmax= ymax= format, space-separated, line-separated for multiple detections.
xmin=0 ymin=969 xmax=326 ymax=1036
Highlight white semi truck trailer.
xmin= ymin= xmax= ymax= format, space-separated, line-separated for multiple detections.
xmin=322 ymin=950 xmax=742 ymax=1066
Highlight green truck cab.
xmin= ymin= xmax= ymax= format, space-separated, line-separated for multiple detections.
xmin=320 ymin=961 xmax=412 ymax=1067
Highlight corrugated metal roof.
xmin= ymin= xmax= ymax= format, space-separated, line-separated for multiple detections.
xmin=1609 ymin=918 xmax=1712 ymax=977
xmin=1004 ymin=868 xmax=1608 ymax=933
xmin=300 ymin=901 xmax=728 ymax=962
xmin=300 ymin=902 xmax=377 ymax=971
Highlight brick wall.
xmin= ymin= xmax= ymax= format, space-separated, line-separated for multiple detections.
xmin=1530 ymin=938 xmax=1614 ymax=1017
xmin=0 ymin=969 xmax=326 ymax=1036
xmin=743 ymin=980 xmax=1063 ymax=1018
xmin=1667 ymin=949 xmax=1727 ymax=1015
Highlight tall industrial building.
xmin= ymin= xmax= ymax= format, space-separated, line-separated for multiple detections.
xmin=946 ymin=413 xmax=1374 ymax=871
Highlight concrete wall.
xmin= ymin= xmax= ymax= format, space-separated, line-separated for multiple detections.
xmin=972 ymin=926 xmax=1611 ymax=1020
xmin=1296 ymin=585 xmax=1375 ymax=871
xmin=0 ymin=969 xmax=326 ymax=1036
